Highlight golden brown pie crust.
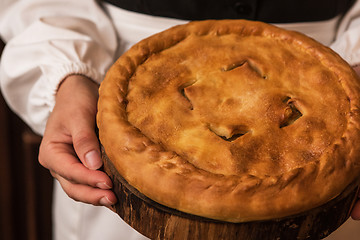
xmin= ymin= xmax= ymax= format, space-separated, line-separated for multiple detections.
xmin=97 ymin=20 xmax=360 ymax=222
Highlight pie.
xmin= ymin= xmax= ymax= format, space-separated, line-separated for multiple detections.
xmin=97 ymin=19 xmax=360 ymax=222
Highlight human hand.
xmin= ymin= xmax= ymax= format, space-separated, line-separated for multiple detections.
xmin=352 ymin=193 xmax=360 ymax=220
xmin=39 ymin=75 xmax=117 ymax=207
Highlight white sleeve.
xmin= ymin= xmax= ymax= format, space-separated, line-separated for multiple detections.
xmin=331 ymin=0 xmax=360 ymax=66
xmin=0 ymin=0 xmax=118 ymax=135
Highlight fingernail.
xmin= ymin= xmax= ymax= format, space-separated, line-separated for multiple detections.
xmin=84 ymin=150 xmax=102 ymax=170
xmin=99 ymin=196 xmax=114 ymax=206
xmin=96 ymin=182 xmax=112 ymax=190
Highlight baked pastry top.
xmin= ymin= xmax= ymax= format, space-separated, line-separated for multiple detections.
xmin=97 ymin=20 xmax=360 ymax=222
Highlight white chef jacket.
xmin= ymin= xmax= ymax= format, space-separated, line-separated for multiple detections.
xmin=1 ymin=1 xmax=360 ymax=239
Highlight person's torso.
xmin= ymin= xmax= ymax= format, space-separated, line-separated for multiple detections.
xmin=102 ymin=0 xmax=355 ymax=23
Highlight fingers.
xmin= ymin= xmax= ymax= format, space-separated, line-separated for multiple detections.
xmin=55 ymin=173 xmax=117 ymax=207
xmin=351 ymin=190 xmax=360 ymax=220
xmin=40 ymin=140 xmax=117 ymax=206
xmin=353 ymin=65 xmax=360 ymax=77
xmin=351 ymin=201 xmax=360 ymax=220
xmin=40 ymin=140 xmax=110 ymax=187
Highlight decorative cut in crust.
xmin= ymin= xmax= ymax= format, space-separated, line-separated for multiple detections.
xmin=97 ymin=20 xmax=360 ymax=222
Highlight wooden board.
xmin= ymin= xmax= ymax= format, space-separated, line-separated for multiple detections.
xmin=101 ymin=147 xmax=359 ymax=240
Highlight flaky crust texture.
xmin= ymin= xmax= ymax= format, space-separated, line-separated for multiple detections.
xmin=97 ymin=20 xmax=360 ymax=222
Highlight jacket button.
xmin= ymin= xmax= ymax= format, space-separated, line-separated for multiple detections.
xmin=234 ymin=1 xmax=253 ymax=15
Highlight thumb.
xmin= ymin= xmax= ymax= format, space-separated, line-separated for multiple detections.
xmin=56 ymin=74 xmax=102 ymax=170
xmin=73 ymin=127 xmax=102 ymax=170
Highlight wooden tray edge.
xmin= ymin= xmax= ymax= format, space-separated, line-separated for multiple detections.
xmin=101 ymin=146 xmax=359 ymax=240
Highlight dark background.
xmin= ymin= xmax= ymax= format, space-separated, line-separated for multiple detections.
xmin=0 ymin=39 xmax=53 ymax=240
